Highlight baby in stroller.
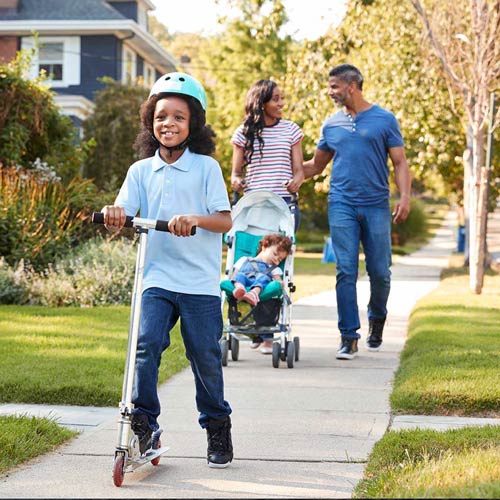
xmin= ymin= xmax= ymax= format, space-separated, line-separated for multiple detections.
xmin=220 ymin=190 xmax=299 ymax=368
xmin=231 ymin=233 xmax=292 ymax=351
xmin=232 ymin=233 xmax=292 ymax=306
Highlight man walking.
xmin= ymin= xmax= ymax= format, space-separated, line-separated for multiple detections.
xmin=304 ymin=64 xmax=411 ymax=360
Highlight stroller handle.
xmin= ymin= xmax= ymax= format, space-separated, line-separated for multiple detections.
xmin=91 ymin=212 xmax=196 ymax=235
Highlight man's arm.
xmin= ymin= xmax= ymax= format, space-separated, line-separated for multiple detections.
xmin=303 ymin=148 xmax=334 ymax=179
xmin=390 ymin=146 xmax=411 ymax=224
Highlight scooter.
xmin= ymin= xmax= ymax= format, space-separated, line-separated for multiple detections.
xmin=92 ymin=212 xmax=195 ymax=487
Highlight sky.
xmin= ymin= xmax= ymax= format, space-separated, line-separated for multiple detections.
xmin=150 ymin=0 xmax=348 ymax=40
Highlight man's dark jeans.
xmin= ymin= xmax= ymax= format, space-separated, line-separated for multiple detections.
xmin=328 ymin=202 xmax=391 ymax=340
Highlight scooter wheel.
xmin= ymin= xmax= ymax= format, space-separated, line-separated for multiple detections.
xmin=151 ymin=438 xmax=161 ymax=466
xmin=112 ymin=453 xmax=125 ymax=487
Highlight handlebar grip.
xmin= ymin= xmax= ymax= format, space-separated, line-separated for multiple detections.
xmin=91 ymin=212 xmax=196 ymax=235
xmin=91 ymin=212 xmax=134 ymax=227
xmin=91 ymin=212 xmax=105 ymax=224
xmin=154 ymin=220 xmax=196 ymax=235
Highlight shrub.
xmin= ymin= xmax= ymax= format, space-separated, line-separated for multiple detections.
xmin=0 ymin=50 xmax=82 ymax=182
xmin=0 ymin=166 xmax=96 ymax=271
xmin=82 ymin=78 xmax=148 ymax=191
xmin=0 ymin=258 xmax=28 ymax=304
xmin=27 ymin=237 xmax=136 ymax=307
xmin=391 ymin=197 xmax=427 ymax=246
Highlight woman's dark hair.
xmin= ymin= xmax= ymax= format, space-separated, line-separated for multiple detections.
xmin=133 ymin=92 xmax=216 ymax=159
xmin=241 ymin=79 xmax=277 ymax=167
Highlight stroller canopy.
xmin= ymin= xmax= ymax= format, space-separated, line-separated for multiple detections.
xmin=228 ymin=191 xmax=295 ymax=238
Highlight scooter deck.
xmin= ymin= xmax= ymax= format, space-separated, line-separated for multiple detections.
xmin=125 ymin=446 xmax=170 ymax=472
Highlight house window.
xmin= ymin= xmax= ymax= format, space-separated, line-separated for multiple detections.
xmin=21 ymin=36 xmax=80 ymax=88
xmin=122 ymin=45 xmax=137 ymax=84
xmin=39 ymin=42 xmax=64 ymax=81
xmin=143 ymin=62 xmax=155 ymax=88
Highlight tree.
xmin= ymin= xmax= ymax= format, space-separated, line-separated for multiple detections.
xmin=194 ymin=0 xmax=292 ymax=179
xmin=82 ymin=78 xmax=148 ymax=191
xmin=409 ymin=0 xmax=500 ymax=293
xmin=0 ymin=50 xmax=82 ymax=182
xmin=282 ymin=0 xmax=467 ymax=227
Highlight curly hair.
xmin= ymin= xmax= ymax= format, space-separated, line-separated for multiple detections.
xmin=133 ymin=92 xmax=216 ymax=159
xmin=257 ymin=233 xmax=292 ymax=255
xmin=241 ymin=79 xmax=278 ymax=167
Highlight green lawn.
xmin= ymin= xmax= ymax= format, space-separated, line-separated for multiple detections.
xmin=0 ymin=305 xmax=188 ymax=406
xmin=391 ymin=270 xmax=500 ymax=416
xmin=354 ymin=426 xmax=500 ymax=498
xmin=357 ymin=265 xmax=500 ymax=498
xmin=0 ymin=415 xmax=76 ymax=474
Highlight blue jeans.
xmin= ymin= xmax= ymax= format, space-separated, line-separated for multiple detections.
xmin=233 ymin=259 xmax=273 ymax=290
xmin=132 ymin=287 xmax=231 ymax=429
xmin=328 ymin=202 xmax=392 ymax=340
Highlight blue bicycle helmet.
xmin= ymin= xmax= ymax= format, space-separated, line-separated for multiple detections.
xmin=149 ymin=72 xmax=207 ymax=111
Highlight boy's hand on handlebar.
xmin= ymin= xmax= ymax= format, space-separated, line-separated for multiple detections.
xmin=168 ymin=214 xmax=198 ymax=237
xmin=102 ymin=205 xmax=126 ymax=231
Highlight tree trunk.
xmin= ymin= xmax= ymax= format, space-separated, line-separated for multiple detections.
xmin=469 ymin=126 xmax=487 ymax=294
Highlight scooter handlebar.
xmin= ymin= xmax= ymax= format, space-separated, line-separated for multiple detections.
xmin=91 ymin=212 xmax=196 ymax=235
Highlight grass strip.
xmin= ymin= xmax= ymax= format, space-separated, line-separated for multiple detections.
xmin=0 ymin=415 xmax=76 ymax=474
xmin=354 ymin=426 xmax=500 ymax=498
xmin=391 ymin=270 xmax=500 ymax=416
xmin=0 ymin=305 xmax=189 ymax=406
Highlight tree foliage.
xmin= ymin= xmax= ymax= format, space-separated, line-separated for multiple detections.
xmin=82 ymin=78 xmax=148 ymax=191
xmin=409 ymin=0 xmax=500 ymax=293
xmin=0 ymin=51 xmax=82 ymax=182
xmin=193 ymin=0 xmax=292 ymax=177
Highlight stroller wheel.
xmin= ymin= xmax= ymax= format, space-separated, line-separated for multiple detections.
xmin=286 ymin=341 xmax=295 ymax=369
xmin=293 ymin=336 xmax=300 ymax=361
xmin=272 ymin=342 xmax=280 ymax=368
xmin=280 ymin=341 xmax=287 ymax=362
xmin=231 ymin=337 xmax=240 ymax=361
xmin=220 ymin=339 xmax=229 ymax=366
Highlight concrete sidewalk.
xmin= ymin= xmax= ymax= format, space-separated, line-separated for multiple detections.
xmin=0 ymin=211 xmax=498 ymax=498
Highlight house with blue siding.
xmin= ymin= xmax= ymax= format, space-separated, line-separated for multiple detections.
xmin=0 ymin=0 xmax=177 ymax=129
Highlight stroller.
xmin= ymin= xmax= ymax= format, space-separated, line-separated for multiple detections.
xmin=220 ymin=190 xmax=299 ymax=368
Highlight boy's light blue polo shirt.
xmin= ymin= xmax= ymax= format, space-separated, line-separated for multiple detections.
xmin=115 ymin=148 xmax=230 ymax=297
xmin=317 ymin=105 xmax=404 ymax=206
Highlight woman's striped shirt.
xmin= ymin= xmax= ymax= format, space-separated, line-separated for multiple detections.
xmin=231 ymin=119 xmax=304 ymax=198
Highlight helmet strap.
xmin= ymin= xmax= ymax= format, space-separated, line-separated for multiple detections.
xmin=152 ymin=134 xmax=190 ymax=158
xmin=164 ymin=137 xmax=190 ymax=157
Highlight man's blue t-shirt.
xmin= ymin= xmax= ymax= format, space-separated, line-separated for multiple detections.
xmin=317 ymin=105 xmax=404 ymax=206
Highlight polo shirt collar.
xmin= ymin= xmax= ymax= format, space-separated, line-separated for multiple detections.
xmin=152 ymin=148 xmax=194 ymax=172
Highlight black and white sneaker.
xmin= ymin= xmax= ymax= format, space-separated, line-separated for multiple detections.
xmin=206 ymin=416 xmax=233 ymax=468
xmin=131 ymin=413 xmax=153 ymax=455
xmin=336 ymin=338 xmax=358 ymax=360
xmin=366 ymin=318 xmax=385 ymax=352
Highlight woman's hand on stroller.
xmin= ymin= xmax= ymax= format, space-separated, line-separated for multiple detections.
xmin=231 ymin=175 xmax=245 ymax=193
xmin=284 ymin=174 xmax=303 ymax=194
xmin=101 ymin=205 xmax=127 ymax=232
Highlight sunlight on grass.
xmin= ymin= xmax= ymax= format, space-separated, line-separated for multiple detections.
xmin=391 ymin=272 xmax=500 ymax=415
xmin=0 ymin=305 xmax=189 ymax=406
xmin=355 ymin=427 xmax=500 ymax=498
xmin=0 ymin=415 xmax=76 ymax=474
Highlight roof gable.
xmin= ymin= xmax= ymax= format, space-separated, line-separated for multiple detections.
xmin=0 ymin=0 xmax=126 ymax=20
